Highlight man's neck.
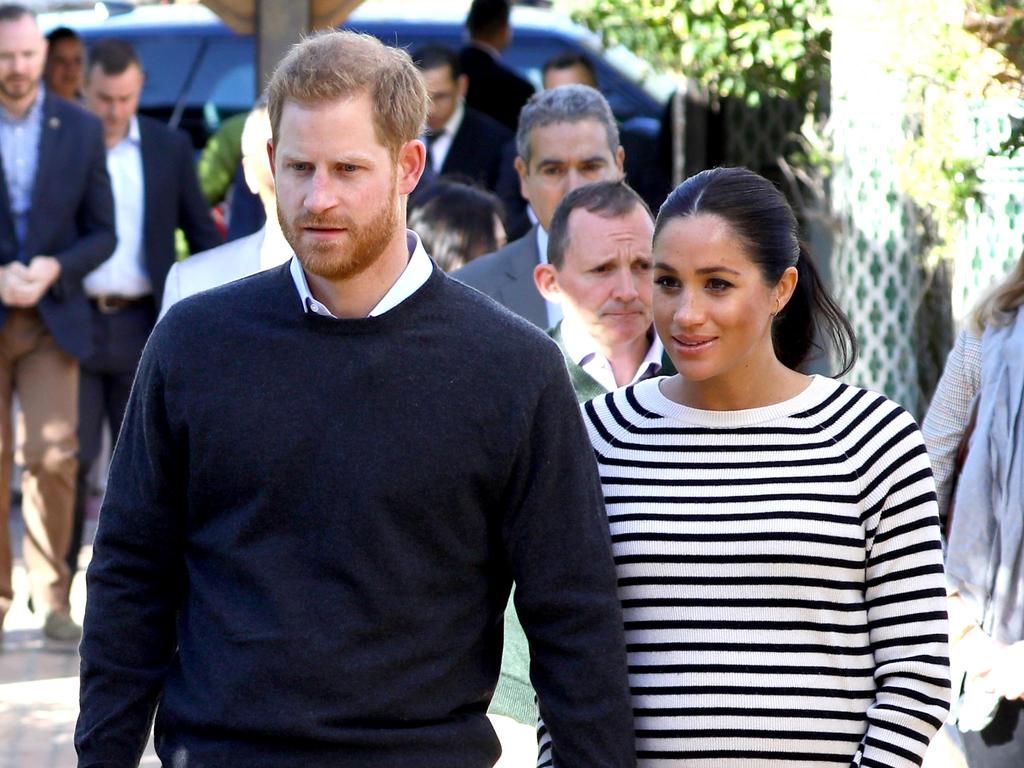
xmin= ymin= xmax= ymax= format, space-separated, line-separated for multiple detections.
xmin=605 ymin=334 xmax=654 ymax=388
xmin=105 ymin=118 xmax=134 ymax=149
xmin=469 ymin=38 xmax=501 ymax=58
xmin=303 ymin=230 xmax=410 ymax=319
xmin=0 ymin=84 xmax=40 ymax=121
xmin=561 ymin=314 xmax=654 ymax=388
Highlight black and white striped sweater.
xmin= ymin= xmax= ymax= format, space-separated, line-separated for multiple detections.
xmin=544 ymin=375 xmax=950 ymax=768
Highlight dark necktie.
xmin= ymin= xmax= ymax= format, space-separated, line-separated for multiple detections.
xmin=425 ymin=130 xmax=442 ymax=172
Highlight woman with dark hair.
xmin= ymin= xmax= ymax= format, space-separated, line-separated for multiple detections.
xmin=559 ymin=167 xmax=950 ymax=767
xmin=923 ymin=252 xmax=1024 ymax=767
xmin=408 ymin=179 xmax=506 ymax=272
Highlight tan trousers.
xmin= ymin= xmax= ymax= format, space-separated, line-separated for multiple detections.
xmin=0 ymin=309 xmax=78 ymax=620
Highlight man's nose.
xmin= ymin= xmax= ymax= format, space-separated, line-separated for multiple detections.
xmin=304 ymin=172 xmax=338 ymax=214
xmin=612 ymin=269 xmax=640 ymax=301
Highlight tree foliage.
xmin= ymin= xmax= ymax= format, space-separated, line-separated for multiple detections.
xmin=559 ymin=0 xmax=831 ymax=107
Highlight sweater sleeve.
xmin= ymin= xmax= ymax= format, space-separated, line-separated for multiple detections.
xmin=855 ymin=406 xmax=951 ymax=768
xmin=75 ymin=330 xmax=187 ymax=767
xmin=921 ymin=329 xmax=982 ymax=524
xmin=501 ymin=352 xmax=635 ymax=768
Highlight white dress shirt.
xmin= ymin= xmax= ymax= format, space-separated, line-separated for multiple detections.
xmin=84 ymin=116 xmax=150 ymax=298
xmin=290 ymin=230 xmax=433 ymax=318
xmin=427 ymin=100 xmax=464 ymax=174
xmin=560 ymin=314 xmax=664 ymax=392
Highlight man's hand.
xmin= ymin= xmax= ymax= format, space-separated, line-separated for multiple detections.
xmin=0 ymin=257 xmax=62 ymax=307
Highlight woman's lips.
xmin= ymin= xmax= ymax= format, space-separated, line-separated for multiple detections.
xmin=672 ymin=335 xmax=716 ymax=354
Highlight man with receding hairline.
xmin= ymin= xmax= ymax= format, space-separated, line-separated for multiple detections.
xmin=77 ymin=29 xmax=633 ymax=768
xmin=536 ymin=179 xmax=673 ymax=403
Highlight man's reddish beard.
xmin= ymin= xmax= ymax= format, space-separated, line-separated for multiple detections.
xmin=279 ymin=174 xmax=401 ymax=282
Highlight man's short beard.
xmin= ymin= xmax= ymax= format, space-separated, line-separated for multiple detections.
xmin=280 ymin=176 xmax=401 ymax=282
xmin=0 ymin=76 xmax=36 ymax=102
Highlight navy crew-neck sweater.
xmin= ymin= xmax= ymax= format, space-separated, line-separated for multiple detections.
xmin=76 ymin=264 xmax=634 ymax=768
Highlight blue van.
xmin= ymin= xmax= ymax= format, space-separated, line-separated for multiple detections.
xmin=40 ymin=0 xmax=673 ymax=150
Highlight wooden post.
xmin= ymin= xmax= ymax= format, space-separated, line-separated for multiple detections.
xmin=255 ymin=0 xmax=311 ymax=94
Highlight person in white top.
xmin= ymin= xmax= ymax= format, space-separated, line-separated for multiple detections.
xmin=542 ymin=166 xmax=952 ymax=768
xmin=533 ymin=179 xmax=664 ymax=401
xmin=159 ymin=103 xmax=290 ymax=319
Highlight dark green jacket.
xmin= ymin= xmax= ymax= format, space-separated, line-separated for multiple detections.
xmin=549 ymin=321 xmax=676 ymax=404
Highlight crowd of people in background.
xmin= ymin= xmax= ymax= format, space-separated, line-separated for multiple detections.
xmin=1 ymin=0 xmax=1022 ymax=766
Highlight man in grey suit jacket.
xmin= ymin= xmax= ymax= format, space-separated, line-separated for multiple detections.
xmin=453 ymin=85 xmax=624 ymax=329
xmin=161 ymin=105 xmax=288 ymax=318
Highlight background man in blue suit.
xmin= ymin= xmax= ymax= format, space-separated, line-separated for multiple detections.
xmin=0 ymin=3 xmax=114 ymax=642
xmin=67 ymin=38 xmax=221 ymax=588
xmin=412 ymin=44 xmax=512 ymax=194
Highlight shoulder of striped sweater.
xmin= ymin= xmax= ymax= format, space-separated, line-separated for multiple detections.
xmin=580 ymin=386 xmax=641 ymax=445
xmin=822 ymin=379 xmax=919 ymax=427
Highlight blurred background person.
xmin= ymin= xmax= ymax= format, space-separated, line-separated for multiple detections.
xmin=459 ymin=0 xmax=534 ymax=132
xmin=43 ymin=25 xmax=84 ymax=102
xmin=161 ymin=103 xmax=286 ymax=317
xmin=412 ymin=44 xmax=512 ymax=194
xmin=408 ymin=179 xmax=505 ymax=273
xmin=926 ymin=252 xmax=1024 ymax=768
xmin=70 ymin=37 xmax=220 ymax=587
xmin=539 ymin=50 xmax=668 ymax=214
xmin=0 ymin=4 xmax=115 ymax=643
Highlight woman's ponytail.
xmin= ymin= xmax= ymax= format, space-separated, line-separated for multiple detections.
xmin=774 ymin=242 xmax=858 ymax=376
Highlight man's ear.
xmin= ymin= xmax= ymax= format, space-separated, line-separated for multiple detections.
xmin=267 ymin=139 xmax=276 ymax=180
xmin=534 ymin=263 xmax=561 ymax=303
xmin=614 ymin=145 xmax=625 ymax=177
xmin=515 ymin=156 xmax=529 ymax=202
xmin=457 ymin=74 xmax=468 ymax=98
xmin=397 ymin=139 xmax=426 ymax=195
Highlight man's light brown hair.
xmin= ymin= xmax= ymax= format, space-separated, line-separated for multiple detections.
xmin=267 ymin=30 xmax=427 ymax=160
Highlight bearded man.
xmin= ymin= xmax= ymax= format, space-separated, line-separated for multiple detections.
xmin=75 ymin=30 xmax=634 ymax=768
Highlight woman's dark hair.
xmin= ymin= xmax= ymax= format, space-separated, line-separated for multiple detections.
xmin=654 ymin=166 xmax=857 ymax=376
xmin=408 ymin=179 xmax=505 ymax=272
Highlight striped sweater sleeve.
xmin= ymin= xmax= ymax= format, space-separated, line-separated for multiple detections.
xmin=854 ymin=404 xmax=950 ymax=767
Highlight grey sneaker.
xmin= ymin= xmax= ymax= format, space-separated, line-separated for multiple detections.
xmin=42 ymin=611 xmax=82 ymax=643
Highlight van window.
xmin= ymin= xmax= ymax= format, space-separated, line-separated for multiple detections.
xmin=184 ymin=38 xmax=255 ymax=120
xmin=134 ymin=36 xmax=202 ymax=112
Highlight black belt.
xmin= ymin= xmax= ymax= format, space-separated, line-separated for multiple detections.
xmin=88 ymin=294 xmax=153 ymax=314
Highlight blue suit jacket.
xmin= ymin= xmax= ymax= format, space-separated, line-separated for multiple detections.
xmin=440 ymin=107 xmax=513 ymax=192
xmin=0 ymin=93 xmax=115 ymax=360
xmin=137 ymin=114 xmax=222 ymax=307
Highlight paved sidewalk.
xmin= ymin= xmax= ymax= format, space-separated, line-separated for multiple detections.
xmin=0 ymin=509 xmax=157 ymax=768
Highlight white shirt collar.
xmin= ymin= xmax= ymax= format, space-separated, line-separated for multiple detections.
xmin=110 ymin=115 xmax=142 ymax=149
xmin=440 ymin=99 xmax=465 ymax=139
xmin=560 ymin=314 xmax=664 ymax=391
xmin=467 ymin=40 xmax=501 ymax=59
xmin=127 ymin=115 xmax=141 ymax=144
xmin=289 ymin=230 xmax=433 ymax=318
